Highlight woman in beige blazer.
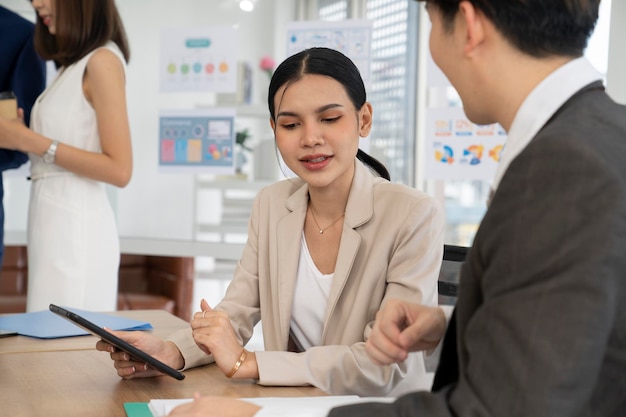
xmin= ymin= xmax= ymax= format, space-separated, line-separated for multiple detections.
xmin=98 ymin=47 xmax=444 ymax=397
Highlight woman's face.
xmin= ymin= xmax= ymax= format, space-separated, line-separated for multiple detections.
xmin=31 ymin=0 xmax=56 ymax=34
xmin=270 ymin=74 xmax=372 ymax=192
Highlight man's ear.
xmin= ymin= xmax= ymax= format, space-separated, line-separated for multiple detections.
xmin=359 ymin=102 xmax=373 ymax=137
xmin=458 ymin=1 xmax=486 ymax=56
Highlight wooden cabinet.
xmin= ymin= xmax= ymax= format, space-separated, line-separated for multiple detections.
xmin=0 ymin=246 xmax=194 ymax=321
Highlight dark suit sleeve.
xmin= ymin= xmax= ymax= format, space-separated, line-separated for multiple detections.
xmin=0 ymin=30 xmax=45 ymax=171
xmin=329 ymin=100 xmax=626 ymax=416
xmin=0 ymin=149 xmax=29 ymax=171
xmin=329 ymin=389 xmax=453 ymax=417
xmin=11 ymin=31 xmax=46 ymax=127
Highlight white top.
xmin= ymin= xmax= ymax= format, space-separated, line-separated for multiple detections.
xmin=290 ymin=233 xmax=333 ymax=350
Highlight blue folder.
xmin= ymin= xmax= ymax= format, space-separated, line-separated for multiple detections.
xmin=0 ymin=308 xmax=153 ymax=339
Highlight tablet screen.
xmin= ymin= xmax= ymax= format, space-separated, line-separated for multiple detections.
xmin=49 ymin=304 xmax=185 ymax=380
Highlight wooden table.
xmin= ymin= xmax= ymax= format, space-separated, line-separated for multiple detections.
xmin=0 ymin=310 xmax=189 ymax=354
xmin=0 ymin=310 xmax=325 ymax=416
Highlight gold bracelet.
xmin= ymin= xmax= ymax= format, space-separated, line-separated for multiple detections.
xmin=225 ymin=349 xmax=247 ymax=378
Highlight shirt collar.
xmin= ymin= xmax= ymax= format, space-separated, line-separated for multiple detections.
xmin=490 ymin=57 xmax=602 ymax=194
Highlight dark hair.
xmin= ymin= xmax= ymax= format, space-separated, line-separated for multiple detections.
xmin=268 ymin=47 xmax=390 ymax=181
xmin=418 ymin=0 xmax=600 ymax=58
xmin=33 ymin=0 xmax=130 ymax=67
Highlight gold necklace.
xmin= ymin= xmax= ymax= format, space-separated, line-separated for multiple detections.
xmin=309 ymin=205 xmax=345 ymax=234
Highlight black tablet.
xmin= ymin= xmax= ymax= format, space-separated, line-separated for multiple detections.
xmin=49 ymin=304 xmax=185 ymax=380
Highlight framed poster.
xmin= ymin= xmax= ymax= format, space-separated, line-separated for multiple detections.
xmin=425 ymin=107 xmax=506 ymax=180
xmin=159 ymin=108 xmax=236 ymax=174
xmin=160 ymin=26 xmax=237 ymax=93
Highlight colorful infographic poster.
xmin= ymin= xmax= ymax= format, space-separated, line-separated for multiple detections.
xmin=425 ymin=107 xmax=507 ymax=180
xmin=160 ymin=26 xmax=237 ymax=93
xmin=159 ymin=109 xmax=236 ymax=174
xmin=286 ymin=19 xmax=373 ymax=86
xmin=285 ymin=19 xmax=373 ymax=155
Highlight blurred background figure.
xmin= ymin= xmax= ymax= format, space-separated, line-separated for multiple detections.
xmin=0 ymin=4 xmax=46 ymax=268
xmin=0 ymin=0 xmax=133 ymax=312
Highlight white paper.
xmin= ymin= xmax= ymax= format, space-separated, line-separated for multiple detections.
xmin=147 ymin=396 xmax=395 ymax=417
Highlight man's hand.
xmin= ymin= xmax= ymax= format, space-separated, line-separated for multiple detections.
xmin=366 ymin=299 xmax=447 ymax=365
xmin=169 ymin=393 xmax=261 ymax=417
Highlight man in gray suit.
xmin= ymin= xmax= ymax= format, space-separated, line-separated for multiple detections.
xmin=165 ymin=0 xmax=625 ymax=416
xmin=330 ymin=0 xmax=626 ymax=416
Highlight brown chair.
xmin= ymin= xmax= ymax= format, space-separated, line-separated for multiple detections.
xmin=0 ymin=246 xmax=194 ymax=321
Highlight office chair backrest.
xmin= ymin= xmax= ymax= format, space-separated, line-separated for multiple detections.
xmin=438 ymin=244 xmax=469 ymax=305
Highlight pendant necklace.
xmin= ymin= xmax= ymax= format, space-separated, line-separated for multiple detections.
xmin=309 ymin=204 xmax=345 ymax=234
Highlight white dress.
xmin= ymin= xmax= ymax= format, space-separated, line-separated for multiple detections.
xmin=26 ymin=43 xmax=124 ymax=312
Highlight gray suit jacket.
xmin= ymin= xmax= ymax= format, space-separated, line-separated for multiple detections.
xmin=330 ymin=82 xmax=626 ymax=416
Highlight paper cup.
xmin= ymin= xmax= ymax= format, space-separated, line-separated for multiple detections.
xmin=0 ymin=97 xmax=18 ymax=119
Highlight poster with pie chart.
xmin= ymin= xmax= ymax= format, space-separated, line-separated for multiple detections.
xmin=425 ymin=107 xmax=506 ymax=180
xmin=160 ymin=26 xmax=237 ymax=93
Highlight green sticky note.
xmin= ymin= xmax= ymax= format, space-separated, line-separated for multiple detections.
xmin=124 ymin=402 xmax=153 ymax=417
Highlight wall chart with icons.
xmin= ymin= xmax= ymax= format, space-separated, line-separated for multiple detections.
xmin=160 ymin=26 xmax=237 ymax=93
xmin=159 ymin=109 xmax=236 ymax=174
xmin=286 ymin=19 xmax=373 ymax=87
xmin=425 ymin=107 xmax=507 ymax=180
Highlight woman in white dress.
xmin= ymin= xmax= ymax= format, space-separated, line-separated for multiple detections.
xmin=0 ymin=0 xmax=132 ymax=311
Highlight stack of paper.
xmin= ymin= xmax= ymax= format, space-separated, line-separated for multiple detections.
xmin=125 ymin=396 xmax=395 ymax=417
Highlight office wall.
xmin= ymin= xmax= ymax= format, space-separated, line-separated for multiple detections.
xmin=1 ymin=0 xmax=295 ymax=241
xmin=3 ymin=0 xmax=623 ymax=243
xmin=116 ymin=0 xmax=288 ymax=240
xmin=0 ymin=0 xmax=30 ymax=16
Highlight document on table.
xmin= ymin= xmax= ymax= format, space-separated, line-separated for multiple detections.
xmin=0 ymin=308 xmax=152 ymax=338
xmin=125 ymin=396 xmax=395 ymax=417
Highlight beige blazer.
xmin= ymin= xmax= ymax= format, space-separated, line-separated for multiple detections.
xmin=170 ymin=160 xmax=445 ymax=396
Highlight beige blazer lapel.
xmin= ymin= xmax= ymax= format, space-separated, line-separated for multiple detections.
xmin=275 ymin=183 xmax=309 ymax=347
xmin=322 ymin=161 xmax=377 ymax=342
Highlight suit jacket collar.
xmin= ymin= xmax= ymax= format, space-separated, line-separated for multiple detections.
xmin=491 ymin=57 xmax=602 ymax=195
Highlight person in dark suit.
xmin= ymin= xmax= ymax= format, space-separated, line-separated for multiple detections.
xmin=328 ymin=0 xmax=626 ymax=416
xmin=165 ymin=0 xmax=626 ymax=416
xmin=0 ymin=5 xmax=46 ymax=266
